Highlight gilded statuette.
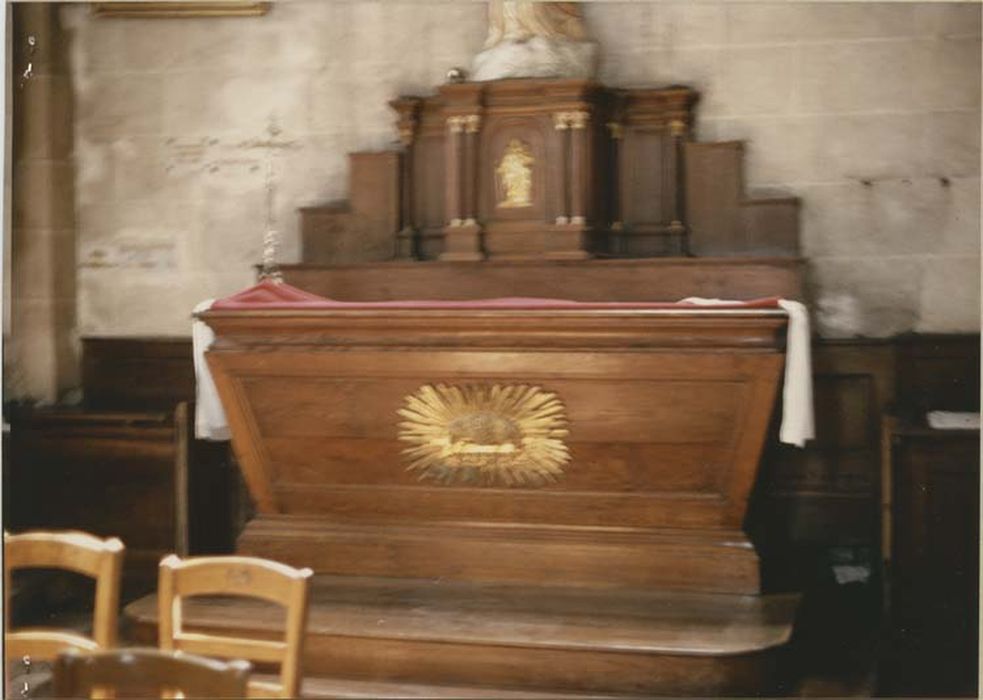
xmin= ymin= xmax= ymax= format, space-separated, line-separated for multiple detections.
xmin=495 ymin=139 xmax=534 ymax=209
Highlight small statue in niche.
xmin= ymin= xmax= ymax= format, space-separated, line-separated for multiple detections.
xmin=472 ymin=1 xmax=598 ymax=82
xmin=496 ymin=139 xmax=534 ymax=208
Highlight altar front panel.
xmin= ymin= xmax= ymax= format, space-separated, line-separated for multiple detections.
xmin=206 ymin=311 xmax=781 ymax=511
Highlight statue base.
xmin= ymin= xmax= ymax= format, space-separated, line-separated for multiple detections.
xmin=471 ymin=36 xmax=598 ymax=81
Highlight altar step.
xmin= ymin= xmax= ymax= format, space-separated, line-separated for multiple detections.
xmin=124 ymin=574 xmax=800 ymax=697
xmin=290 ymin=675 xmax=616 ymax=698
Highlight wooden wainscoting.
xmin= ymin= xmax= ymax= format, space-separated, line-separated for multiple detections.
xmin=4 ymin=403 xmax=238 ymax=600
xmin=81 ymin=337 xmax=196 ymax=410
xmin=750 ymin=339 xmax=897 ymax=590
xmin=5 ymin=338 xmax=240 ymax=604
xmin=748 ymin=334 xmax=979 ymax=694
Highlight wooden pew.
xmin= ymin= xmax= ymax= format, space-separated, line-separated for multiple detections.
xmin=5 ymin=339 xmax=239 ymax=603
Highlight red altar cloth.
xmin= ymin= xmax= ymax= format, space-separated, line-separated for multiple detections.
xmin=198 ymin=280 xmax=812 ymax=448
xmin=210 ymin=279 xmax=783 ymax=312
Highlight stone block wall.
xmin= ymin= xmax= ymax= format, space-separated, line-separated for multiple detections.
xmin=61 ymin=1 xmax=980 ymax=339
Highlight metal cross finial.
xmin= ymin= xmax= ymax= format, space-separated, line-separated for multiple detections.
xmin=259 ymin=153 xmax=283 ymax=283
xmin=260 ymin=228 xmax=283 ymax=283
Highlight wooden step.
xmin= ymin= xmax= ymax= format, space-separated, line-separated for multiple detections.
xmin=239 ymin=516 xmax=763 ymax=594
xmin=288 ymin=675 xmax=618 ymax=698
xmin=125 ymin=574 xmax=800 ymax=696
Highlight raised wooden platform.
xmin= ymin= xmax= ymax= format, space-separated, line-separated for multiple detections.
xmin=125 ymin=574 xmax=799 ymax=697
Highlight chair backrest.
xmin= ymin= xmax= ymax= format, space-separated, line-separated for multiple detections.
xmin=158 ymin=555 xmax=312 ymax=698
xmin=4 ymin=530 xmax=124 ymax=660
xmin=53 ymin=647 xmax=251 ymax=699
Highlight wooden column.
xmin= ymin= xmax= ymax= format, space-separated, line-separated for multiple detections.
xmin=444 ymin=116 xmax=464 ymax=228
xmin=569 ymin=111 xmax=589 ymax=226
xmin=462 ymin=114 xmax=481 ymax=226
xmin=396 ymin=116 xmax=417 ymax=258
xmin=667 ymin=117 xmax=688 ymax=255
xmin=607 ymin=121 xmax=624 ymax=255
xmin=552 ymin=112 xmax=570 ymax=225
xmin=439 ymin=115 xmax=483 ymax=261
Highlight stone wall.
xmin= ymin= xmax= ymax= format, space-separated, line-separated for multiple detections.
xmin=64 ymin=1 xmax=980 ymax=338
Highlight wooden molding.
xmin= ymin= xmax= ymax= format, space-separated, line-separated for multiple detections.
xmin=91 ymin=2 xmax=270 ymax=18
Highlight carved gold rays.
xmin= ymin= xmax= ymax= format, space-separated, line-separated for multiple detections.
xmin=397 ymin=384 xmax=570 ymax=487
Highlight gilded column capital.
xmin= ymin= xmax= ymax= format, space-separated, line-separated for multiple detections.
xmin=552 ymin=112 xmax=571 ymax=130
xmin=668 ymin=118 xmax=688 ymax=137
xmin=606 ymin=122 xmax=623 ymax=140
xmin=399 ymin=121 xmax=417 ymax=146
xmin=569 ymin=111 xmax=589 ymax=130
xmin=447 ymin=116 xmax=466 ymax=133
xmin=464 ymin=114 xmax=482 ymax=133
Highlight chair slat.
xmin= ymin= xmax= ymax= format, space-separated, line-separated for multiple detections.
xmin=175 ymin=632 xmax=287 ymax=664
xmin=6 ymin=630 xmax=100 ymax=659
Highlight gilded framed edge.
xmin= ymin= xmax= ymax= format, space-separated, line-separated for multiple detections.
xmin=92 ymin=2 xmax=271 ymax=18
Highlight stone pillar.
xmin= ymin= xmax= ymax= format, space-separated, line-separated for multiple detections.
xmin=6 ymin=3 xmax=78 ymax=403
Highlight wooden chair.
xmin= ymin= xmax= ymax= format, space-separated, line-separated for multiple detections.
xmin=4 ymin=530 xmax=124 ymax=660
xmin=158 ymin=555 xmax=313 ymax=698
xmin=53 ymin=647 xmax=251 ymax=699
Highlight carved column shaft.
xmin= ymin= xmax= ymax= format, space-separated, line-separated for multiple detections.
xmin=398 ymin=123 xmax=417 ymax=258
xmin=569 ymin=111 xmax=589 ymax=225
xmin=440 ymin=114 xmax=483 ymax=261
xmin=553 ymin=112 xmax=570 ymax=225
xmin=668 ymin=117 xmax=688 ymax=254
xmin=463 ymin=115 xmax=481 ymax=226
xmin=445 ymin=117 xmax=464 ymax=227
xmin=607 ymin=121 xmax=624 ymax=254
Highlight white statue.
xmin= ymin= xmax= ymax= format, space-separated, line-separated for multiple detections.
xmin=472 ymin=1 xmax=597 ymax=82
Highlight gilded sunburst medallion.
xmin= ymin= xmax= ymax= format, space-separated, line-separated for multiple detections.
xmin=397 ymin=384 xmax=570 ymax=487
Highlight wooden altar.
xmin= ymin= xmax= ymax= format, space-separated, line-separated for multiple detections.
xmin=125 ymin=60 xmax=808 ymax=694
xmin=124 ymin=285 xmax=803 ymax=696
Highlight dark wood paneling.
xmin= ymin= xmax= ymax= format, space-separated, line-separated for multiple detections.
xmin=749 ymin=340 xmax=895 ymax=590
xmin=882 ymin=425 xmax=979 ymax=697
xmin=302 ymin=152 xmax=401 ymax=264
xmin=82 ymin=337 xmax=194 ymax=411
xmin=895 ymin=333 xmax=980 ymax=417
xmin=684 ymin=141 xmax=799 ymax=257
xmin=751 ymin=333 xmax=979 ymax=596
xmin=5 ymin=407 xmax=185 ymax=597
xmin=281 ymin=257 xmax=805 ymax=302
xmin=3 ymin=404 xmax=238 ymax=600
